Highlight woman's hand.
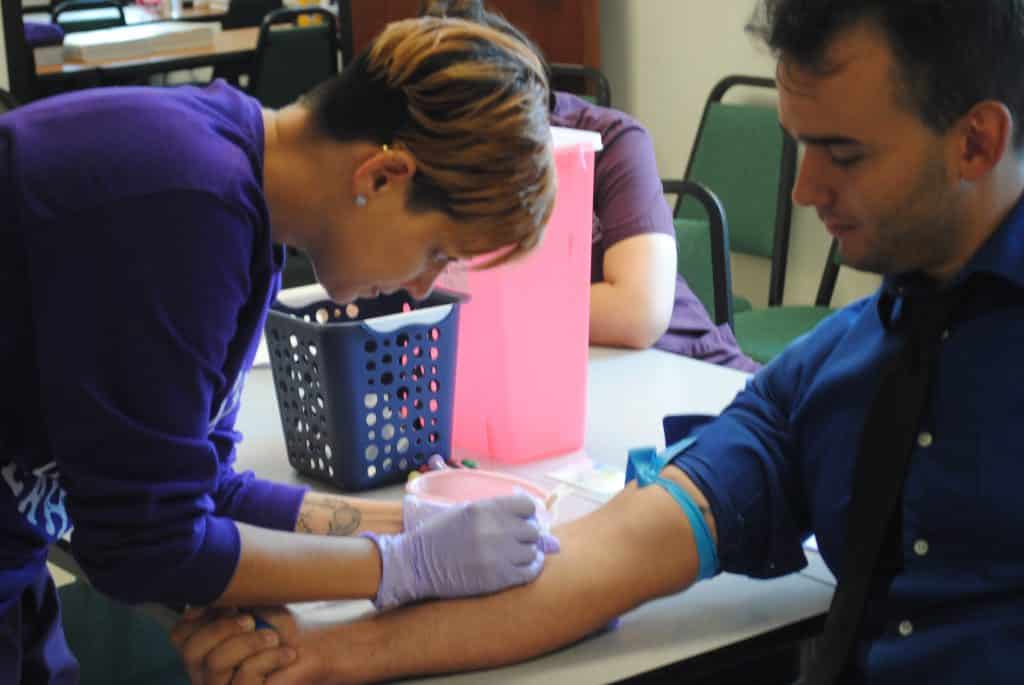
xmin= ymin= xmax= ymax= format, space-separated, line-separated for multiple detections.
xmin=368 ymin=494 xmax=560 ymax=609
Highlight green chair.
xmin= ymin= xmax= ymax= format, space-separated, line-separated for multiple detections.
xmin=551 ymin=63 xmax=611 ymax=107
xmin=49 ymin=541 xmax=187 ymax=684
xmin=732 ymin=239 xmax=840 ymax=363
xmin=675 ymin=75 xmax=833 ymax=363
xmin=59 ymin=581 xmax=187 ymax=685
xmin=51 ymin=0 xmax=126 ymax=34
xmin=248 ymin=7 xmax=340 ymax=109
xmin=662 ymin=178 xmax=734 ymax=328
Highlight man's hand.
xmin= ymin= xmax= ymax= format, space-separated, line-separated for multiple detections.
xmin=170 ymin=607 xmax=298 ymax=685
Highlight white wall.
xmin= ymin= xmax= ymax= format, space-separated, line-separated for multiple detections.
xmin=599 ymin=0 xmax=880 ymax=308
xmin=0 ymin=1 xmax=9 ymax=90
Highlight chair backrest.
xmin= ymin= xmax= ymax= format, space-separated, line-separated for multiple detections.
xmin=0 ymin=89 xmax=19 ymax=114
xmin=676 ymin=75 xmax=797 ymax=306
xmin=551 ymin=63 xmax=611 ymax=108
xmin=221 ymin=0 xmax=283 ymax=30
xmin=52 ymin=0 xmax=126 ymax=33
xmin=249 ymin=8 xmax=340 ymax=109
xmin=334 ymin=0 xmax=353 ymax=67
xmin=815 ymin=239 xmax=841 ymax=307
xmin=663 ymin=178 xmax=734 ymax=328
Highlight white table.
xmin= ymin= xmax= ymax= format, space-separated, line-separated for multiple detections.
xmin=234 ymin=346 xmax=834 ymax=683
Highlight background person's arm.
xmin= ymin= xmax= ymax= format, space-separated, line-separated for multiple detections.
xmin=583 ymin=107 xmax=679 ymax=350
xmin=590 ymin=233 xmax=677 ymax=348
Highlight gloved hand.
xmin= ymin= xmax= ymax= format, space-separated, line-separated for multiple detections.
xmin=364 ymin=495 xmax=560 ymax=609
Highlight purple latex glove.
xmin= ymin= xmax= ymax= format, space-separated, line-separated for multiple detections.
xmin=364 ymin=495 xmax=560 ymax=609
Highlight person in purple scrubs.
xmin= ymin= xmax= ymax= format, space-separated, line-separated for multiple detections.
xmin=551 ymin=92 xmax=760 ymax=372
xmin=418 ymin=0 xmax=759 ymax=373
xmin=0 ymin=17 xmax=559 ymax=684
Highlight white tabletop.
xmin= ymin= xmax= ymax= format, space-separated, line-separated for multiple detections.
xmin=235 ymin=346 xmax=833 ymax=683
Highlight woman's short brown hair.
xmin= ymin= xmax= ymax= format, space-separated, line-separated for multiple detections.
xmin=304 ymin=17 xmax=556 ymax=267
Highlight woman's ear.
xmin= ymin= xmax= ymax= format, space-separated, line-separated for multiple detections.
xmin=353 ymin=147 xmax=418 ymax=199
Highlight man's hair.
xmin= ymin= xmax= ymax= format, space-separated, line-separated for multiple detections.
xmin=303 ymin=17 xmax=555 ymax=267
xmin=747 ymin=0 xmax=1024 ymax=148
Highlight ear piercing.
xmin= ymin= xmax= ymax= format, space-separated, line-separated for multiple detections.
xmin=355 ymin=145 xmax=391 ymax=208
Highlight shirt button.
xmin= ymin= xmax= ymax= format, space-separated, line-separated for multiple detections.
xmin=917 ymin=432 xmax=933 ymax=448
xmin=913 ymin=539 xmax=929 ymax=556
xmin=898 ymin=620 xmax=914 ymax=637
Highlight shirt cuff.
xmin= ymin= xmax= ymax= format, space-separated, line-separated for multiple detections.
xmin=183 ymin=514 xmax=243 ymax=604
xmin=227 ymin=478 xmax=308 ymax=531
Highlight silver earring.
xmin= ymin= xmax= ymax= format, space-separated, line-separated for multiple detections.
xmin=355 ymin=194 xmax=368 ymax=208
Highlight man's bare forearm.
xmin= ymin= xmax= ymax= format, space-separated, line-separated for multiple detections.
xmin=294 ymin=491 xmax=403 ymax=536
xmin=313 ymin=477 xmax=707 ymax=684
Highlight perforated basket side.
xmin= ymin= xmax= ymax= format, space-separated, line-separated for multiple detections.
xmin=265 ymin=311 xmax=343 ymax=484
xmin=266 ymin=290 xmax=463 ymax=491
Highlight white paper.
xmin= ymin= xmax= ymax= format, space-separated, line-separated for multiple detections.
xmin=546 ymin=462 xmax=625 ymax=503
xmin=63 ymin=21 xmax=219 ymax=62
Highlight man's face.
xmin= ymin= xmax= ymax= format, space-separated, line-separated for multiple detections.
xmin=777 ymin=21 xmax=970 ymax=279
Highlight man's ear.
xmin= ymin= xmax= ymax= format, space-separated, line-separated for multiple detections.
xmin=352 ymin=147 xmax=418 ymax=199
xmin=955 ymin=100 xmax=1013 ymax=182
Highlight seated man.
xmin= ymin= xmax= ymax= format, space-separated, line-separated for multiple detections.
xmin=173 ymin=1 xmax=1024 ymax=683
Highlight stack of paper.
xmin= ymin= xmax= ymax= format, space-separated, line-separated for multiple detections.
xmin=34 ymin=45 xmax=64 ymax=67
xmin=62 ymin=21 xmax=220 ymax=62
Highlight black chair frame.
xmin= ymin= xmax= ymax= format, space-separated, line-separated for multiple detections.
xmin=0 ymin=88 xmax=19 ymax=113
xmin=550 ymin=62 xmax=611 ymax=108
xmin=248 ymin=7 xmax=340 ymax=101
xmin=333 ymin=0 xmax=353 ymax=67
xmin=663 ymin=178 xmax=734 ymax=328
xmin=680 ymin=75 xmax=798 ymax=307
xmin=221 ymin=0 xmax=282 ymax=30
xmin=815 ymin=239 xmax=840 ymax=307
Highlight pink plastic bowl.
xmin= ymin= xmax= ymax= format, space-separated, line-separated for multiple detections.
xmin=406 ymin=469 xmax=552 ymax=510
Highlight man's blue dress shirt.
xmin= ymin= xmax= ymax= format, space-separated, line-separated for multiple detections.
xmin=673 ymin=197 xmax=1024 ymax=684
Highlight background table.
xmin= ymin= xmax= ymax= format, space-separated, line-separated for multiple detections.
xmin=24 ymin=4 xmax=226 ymax=26
xmin=234 ymin=346 xmax=833 ymax=683
xmin=35 ymin=25 xmax=257 ymax=83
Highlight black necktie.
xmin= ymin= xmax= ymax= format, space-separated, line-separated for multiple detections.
xmin=801 ymin=278 xmax=969 ymax=685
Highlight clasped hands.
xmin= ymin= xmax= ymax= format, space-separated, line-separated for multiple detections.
xmin=172 ymin=493 xmax=558 ymax=685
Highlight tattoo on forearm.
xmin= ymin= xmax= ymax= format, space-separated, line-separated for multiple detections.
xmin=295 ymin=495 xmax=362 ymax=535
xmin=327 ymin=504 xmax=362 ymax=535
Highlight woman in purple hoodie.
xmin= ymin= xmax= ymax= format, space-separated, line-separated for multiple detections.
xmin=0 ymin=16 xmax=558 ymax=684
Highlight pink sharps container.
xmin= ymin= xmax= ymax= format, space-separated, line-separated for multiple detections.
xmin=447 ymin=127 xmax=601 ymax=464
